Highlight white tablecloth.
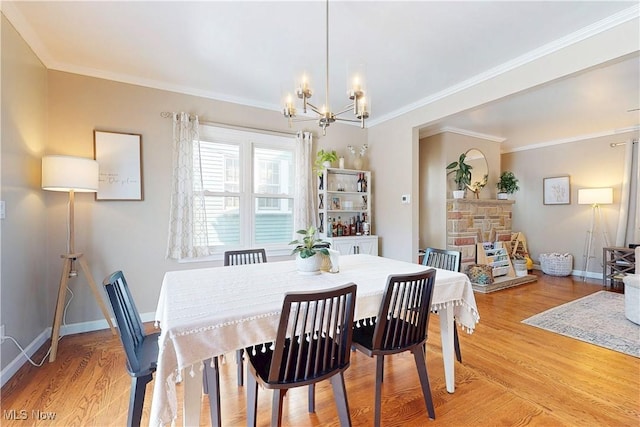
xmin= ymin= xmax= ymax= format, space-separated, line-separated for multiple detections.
xmin=151 ymin=254 xmax=479 ymax=426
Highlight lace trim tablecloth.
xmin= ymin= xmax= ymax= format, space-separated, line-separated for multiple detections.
xmin=150 ymin=254 xmax=479 ymax=426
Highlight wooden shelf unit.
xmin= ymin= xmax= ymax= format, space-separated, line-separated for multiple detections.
xmin=603 ymin=246 xmax=636 ymax=290
xmin=477 ymin=242 xmax=515 ymax=279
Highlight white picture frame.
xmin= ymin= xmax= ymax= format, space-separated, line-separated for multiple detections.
xmin=543 ymin=176 xmax=570 ymax=205
xmin=94 ymin=130 xmax=143 ymax=201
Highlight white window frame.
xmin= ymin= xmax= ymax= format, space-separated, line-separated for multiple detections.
xmin=184 ymin=124 xmax=295 ymax=262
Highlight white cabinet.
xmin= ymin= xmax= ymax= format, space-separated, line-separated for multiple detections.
xmin=326 ymin=236 xmax=379 ymax=255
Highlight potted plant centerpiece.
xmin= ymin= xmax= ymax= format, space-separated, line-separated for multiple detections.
xmin=314 ymin=149 xmax=338 ymax=176
xmin=290 ymin=226 xmax=330 ymax=274
xmin=446 ymin=153 xmax=472 ymax=199
xmin=496 ymin=171 xmax=519 ymax=200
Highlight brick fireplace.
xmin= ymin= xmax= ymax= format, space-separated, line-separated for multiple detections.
xmin=446 ymin=199 xmax=515 ymax=272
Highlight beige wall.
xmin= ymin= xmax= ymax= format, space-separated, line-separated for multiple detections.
xmin=502 ymin=131 xmax=638 ymax=274
xmin=419 ymin=132 xmax=501 ymax=250
xmin=367 ymin=17 xmax=638 ymax=262
xmin=44 ymin=71 xmax=367 ymax=329
xmin=1 ymin=9 xmax=638 ymax=377
xmin=1 ymin=15 xmax=49 ymax=370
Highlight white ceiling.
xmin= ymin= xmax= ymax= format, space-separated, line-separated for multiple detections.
xmin=3 ymin=1 xmax=639 ymax=151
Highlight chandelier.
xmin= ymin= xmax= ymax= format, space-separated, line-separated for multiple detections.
xmin=283 ymin=0 xmax=369 ymax=135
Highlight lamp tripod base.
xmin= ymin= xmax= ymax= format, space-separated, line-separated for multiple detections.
xmin=49 ymin=253 xmax=117 ymax=363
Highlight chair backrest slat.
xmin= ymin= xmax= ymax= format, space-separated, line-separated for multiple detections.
xmin=422 ymin=248 xmax=461 ymax=272
xmin=268 ymin=284 xmax=357 ymax=385
xmin=103 ymin=271 xmax=146 ymax=374
xmin=372 ymin=270 xmax=436 ymax=352
xmin=224 ymin=248 xmax=267 ymax=266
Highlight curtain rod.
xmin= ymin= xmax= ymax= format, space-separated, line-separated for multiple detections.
xmin=610 ymin=139 xmax=638 ymax=147
xmin=160 ymin=112 xmax=300 ymax=137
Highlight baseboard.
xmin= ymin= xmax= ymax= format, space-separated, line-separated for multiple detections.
xmin=0 ymin=311 xmax=155 ymax=388
xmin=531 ymin=264 xmax=604 ymax=280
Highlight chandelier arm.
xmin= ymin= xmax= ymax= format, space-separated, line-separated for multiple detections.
xmin=291 ymin=117 xmax=321 ymax=123
xmin=334 ymin=117 xmax=362 ymax=124
xmin=306 ymin=102 xmax=322 ymax=115
xmin=334 ymin=105 xmax=355 ymax=116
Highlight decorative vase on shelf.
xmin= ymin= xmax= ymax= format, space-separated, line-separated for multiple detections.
xmin=453 ymin=190 xmax=465 ymax=199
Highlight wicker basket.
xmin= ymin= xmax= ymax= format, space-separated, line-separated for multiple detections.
xmin=539 ymin=253 xmax=573 ymax=276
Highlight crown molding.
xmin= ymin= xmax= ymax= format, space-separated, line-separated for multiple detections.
xmin=368 ymin=4 xmax=640 ymax=128
xmin=502 ymin=125 xmax=640 ymax=153
xmin=419 ymin=126 xmax=506 ymax=143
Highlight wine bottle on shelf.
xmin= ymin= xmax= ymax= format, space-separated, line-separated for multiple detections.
xmin=356 ymin=214 xmax=362 ymax=235
xmin=357 ymin=173 xmax=362 ymax=192
xmin=327 ymin=217 xmax=333 ymax=237
xmin=337 ymin=217 xmax=343 ymax=236
xmin=350 ymin=216 xmax=356 ymax=236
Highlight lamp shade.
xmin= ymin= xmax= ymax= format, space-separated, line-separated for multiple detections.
xmin=42 ymin=155 xmax=99 ymax=192
xmin=577 ymin=188 xmax=613 ymax=205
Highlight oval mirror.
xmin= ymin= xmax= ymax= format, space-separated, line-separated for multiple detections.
xmin=465 ymin=148 xmax=488 ymax=190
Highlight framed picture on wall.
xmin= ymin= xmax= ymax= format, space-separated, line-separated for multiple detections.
xmin=94 ymin=130 xmax=143 ymax=201
xmin=543 ymin=175 xmax=570 ymax=205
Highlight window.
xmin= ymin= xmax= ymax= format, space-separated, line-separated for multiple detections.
xmin=197 ymin=125 xmax=295 ymax=252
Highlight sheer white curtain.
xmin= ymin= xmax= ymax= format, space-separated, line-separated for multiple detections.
xmin=166 ymin=112 xmax=211 ymax=260
xmin=616 ymin=139 xmax=639 ymax=246
xmin=293 ymin=131 xmax=316 ymax=236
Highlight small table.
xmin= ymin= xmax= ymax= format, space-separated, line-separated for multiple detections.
xmin=151 ymin=254 xmax=480 ymax=426
xmin=603 ymin=247 xmax=636 ymax=290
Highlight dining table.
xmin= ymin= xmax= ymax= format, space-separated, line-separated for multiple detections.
xmin=150 ymin=254 xmax=480 ymax=426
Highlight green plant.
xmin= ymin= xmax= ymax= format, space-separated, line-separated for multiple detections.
xmin=314 ymin=149 xmax=338 ymax=176
xmin=496 ymin=171 xmax=520 ymax=194
xmin=289 ymin=226 xmax=330 ymax=259
xmin=446 ymin=153 xmax=473 ymax=190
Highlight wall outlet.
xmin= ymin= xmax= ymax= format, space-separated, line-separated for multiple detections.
xmin=0 ymin=325 xmax=5 ymax=343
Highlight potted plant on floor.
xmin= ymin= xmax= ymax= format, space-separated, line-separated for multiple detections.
xmin=290 ymin=226 xmax=330 ymax=274
xmin=496 ymin=171 xmax=519 ymax=200
xmin=314 ymin=149 xmax=338 ymax=176
xmin=446 ymin=153 xmax=472 ymax=199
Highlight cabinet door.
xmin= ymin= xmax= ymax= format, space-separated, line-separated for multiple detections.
xmin=357 ymin=238 xmax=378 ymax=255
xmin=333 ymin=239 xmax=357 ymax=255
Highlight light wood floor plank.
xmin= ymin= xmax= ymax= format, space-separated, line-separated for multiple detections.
xmin=1 ymin=272 xmax=638 ymax=426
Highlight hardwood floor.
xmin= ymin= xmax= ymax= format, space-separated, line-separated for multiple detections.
xmin=2 ymin=272 xmax=638 ymax=426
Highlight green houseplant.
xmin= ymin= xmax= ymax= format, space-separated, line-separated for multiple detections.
xmin=290 ymin=226 xmax=330 ymax=274
xmin=446 ymin=153 xmax=473 ymax=198
xmin=314 ymin=149 xmax=338 ymax=176
xmin=496 ymin=171 xmax=519 ymax=199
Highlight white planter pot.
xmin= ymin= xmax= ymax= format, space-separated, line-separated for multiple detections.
xmin=453 ymin=190 xmax=465 ymax=199
xmin=296 ymin=253 xmax=323 ymax=275
xmin=497 ymin=192 xmax=508 ymax=200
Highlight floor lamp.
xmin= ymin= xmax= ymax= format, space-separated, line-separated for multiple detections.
xmin=579 ymin=187 xmax=613 ymax=281
xmin=42 ymin=155 xmax=116 ymax=362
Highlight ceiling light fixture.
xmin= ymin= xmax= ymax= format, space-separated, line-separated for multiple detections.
xmin=283 ymin=0 xmax=369 ymax=135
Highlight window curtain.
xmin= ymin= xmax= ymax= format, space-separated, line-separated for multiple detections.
xmin=293 ymin=131 xmax=316 ymax=236
xmin=615 ymin=138 xmax=640 ymax=246
xmin=166 ymin=112 xmax=211 ymax=260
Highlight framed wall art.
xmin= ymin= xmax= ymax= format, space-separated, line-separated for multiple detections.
xmin=94 ymin=130 xmax=143 ymax=201
xmin=543 ymin=175 xmax=570 ymax=205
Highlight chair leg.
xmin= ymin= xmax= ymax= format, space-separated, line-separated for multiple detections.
xmin=127 ymin=374 xmax=151 ymax=427
xmin=412 ymin=347 xmax=436 ymax=420
xmin=247 ymin=369 xmax=259 ymax=427
xmin=308 ymin=384 xmax=315 ymax=413
xmin=330 ymin=373 xmax=352 ymax=427
xmin=374 ymin=355 xmax=384 ymax=427
xmin=203 ymin=357 xmax=222 ymax=427
xmin=453 ymin=323 xmax=462 ymax=363
xmin=271 ymin=389 xmax=286 ymax=427
xmin=237 ymin=349 xmax=244 ymax=386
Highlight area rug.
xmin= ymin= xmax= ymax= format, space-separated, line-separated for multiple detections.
xmin=522 ymin=291 xmax=640 ymax=357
